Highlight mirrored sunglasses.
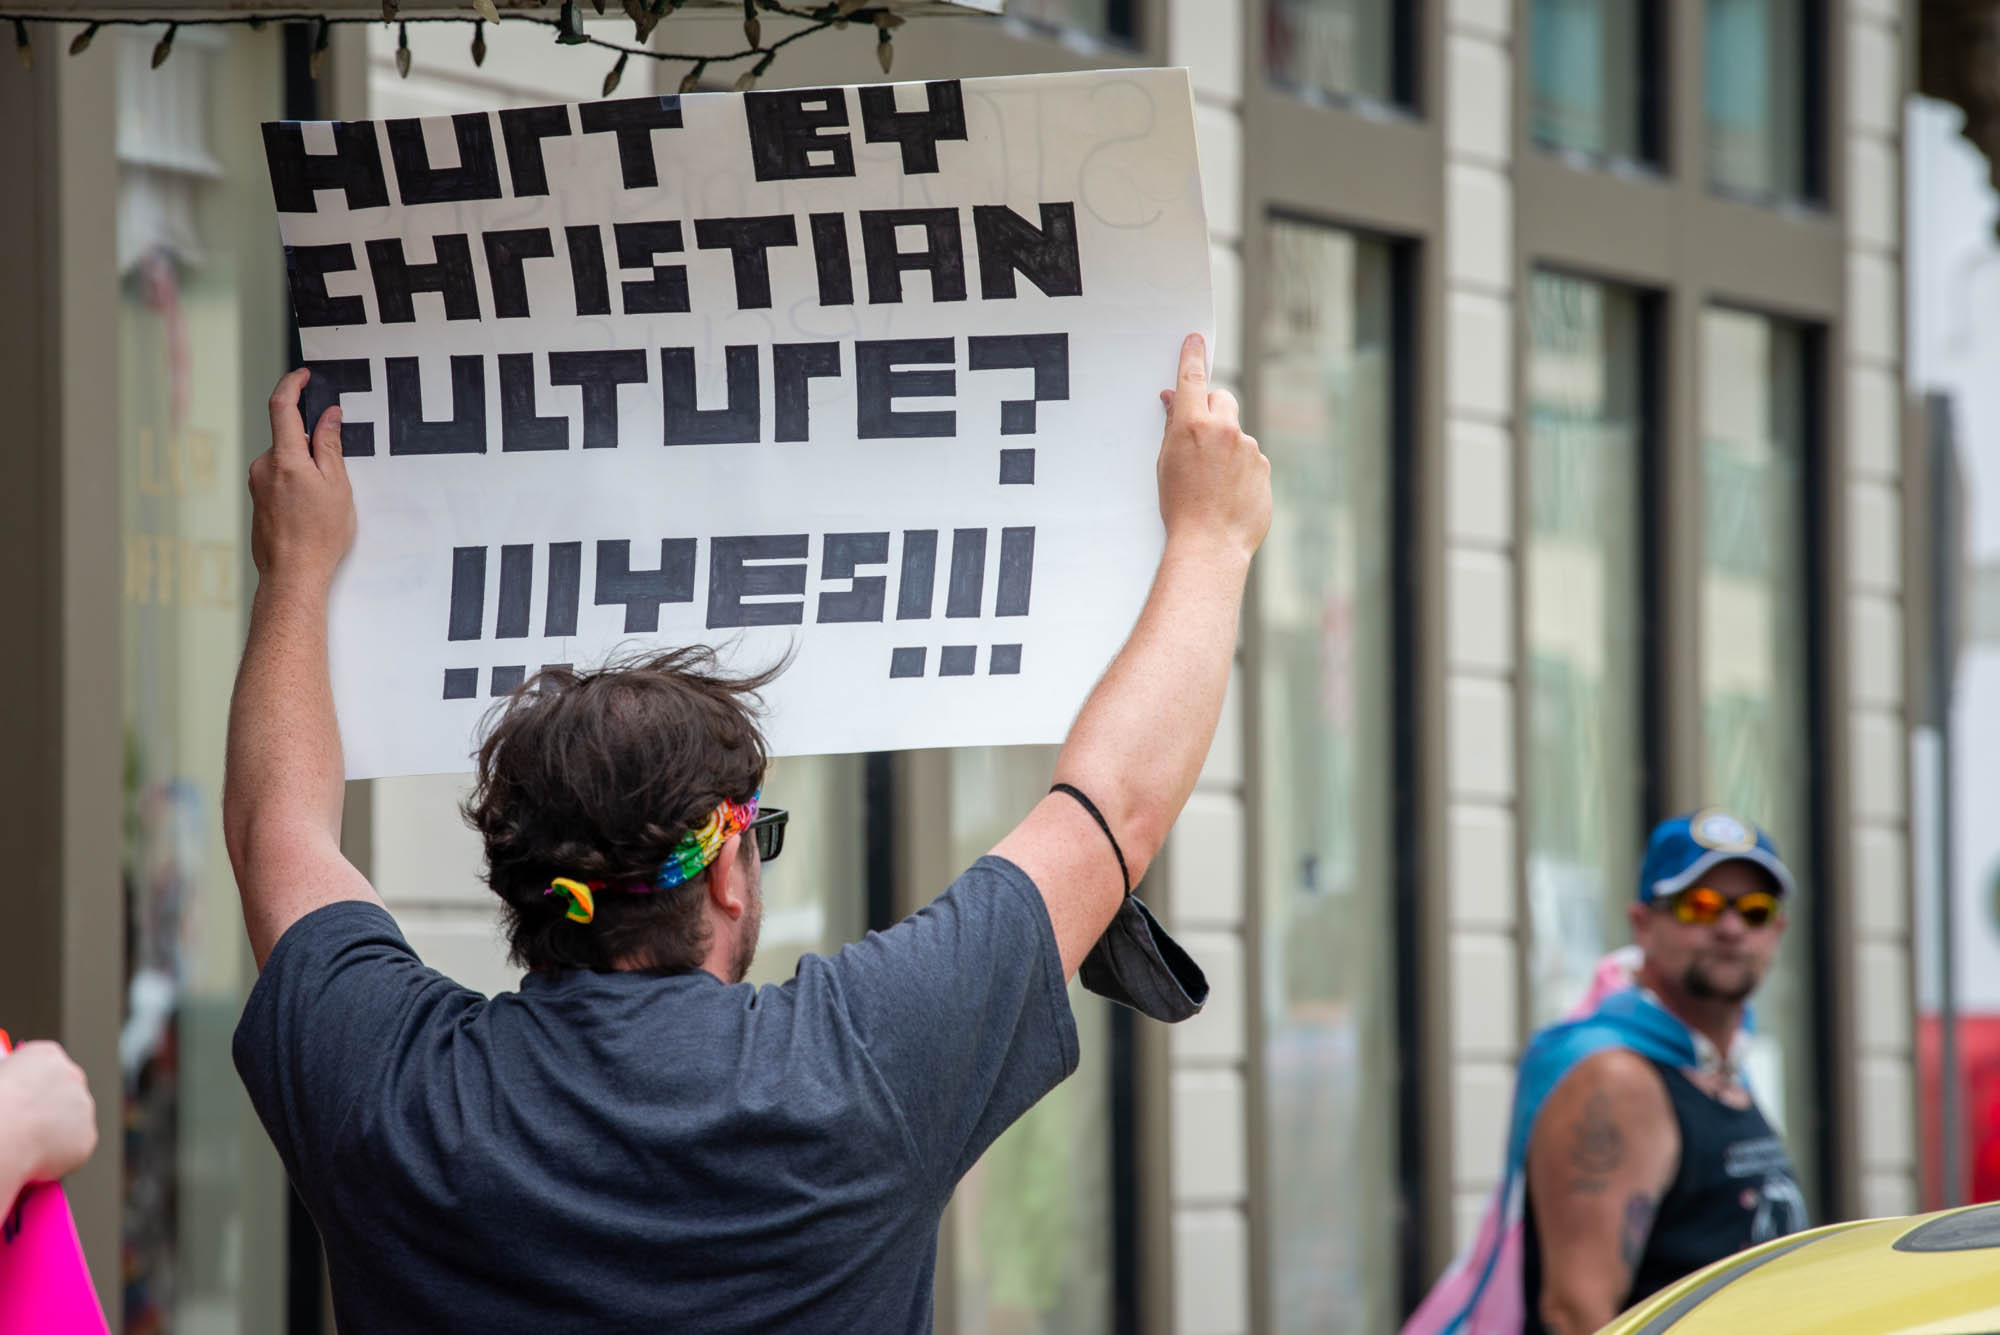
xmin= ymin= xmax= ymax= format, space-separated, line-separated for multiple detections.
xmin=1664 ymin=885 xmax=1781 ymax=928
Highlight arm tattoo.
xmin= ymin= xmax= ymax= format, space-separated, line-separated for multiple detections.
xmin=1619 ymin=1193 xmax=1657 ymax=1271
xmin=1565 ymin=1090 xmax=1625 ymax=1194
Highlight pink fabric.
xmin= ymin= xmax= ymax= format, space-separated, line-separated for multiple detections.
xmin=1399 ymin=949 xmax=1641 ymax=1335
xmin=0 ymin=1182 xmax=109 ymax=1334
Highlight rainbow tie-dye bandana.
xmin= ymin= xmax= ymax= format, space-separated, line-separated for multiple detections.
xmin=654 ymin=791 xmax=760 ymax=890
xmin=542 ymin=791 xmax=760 ymax=923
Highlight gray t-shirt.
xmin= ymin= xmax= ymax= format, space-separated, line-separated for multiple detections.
xmin=233 ymin=854 xmax=1078 ymax=1334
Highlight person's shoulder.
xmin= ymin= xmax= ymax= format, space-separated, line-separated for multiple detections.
xmin=956 ymin=853 xmax=1039 ymax=894
xmin=1564 ymin=1046 xmax=1666 ymax=1092
xmin=943 ymin=854 xmax=1051 ymax=921
xmin=1542 ymin=1047 xmax=1674 ymax=1130
xmin=261 ymin=899 xmax=410 ymax=972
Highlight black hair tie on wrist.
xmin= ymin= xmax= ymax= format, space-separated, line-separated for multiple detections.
xmin=1051 ymin=782 xmax=1208 ymax=1024
xmin=1050 ymin=782 xmax=1130 ymax=895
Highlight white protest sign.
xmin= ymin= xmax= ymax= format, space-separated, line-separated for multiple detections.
xmin=265 ymin=68 xmax=1211 ymax=778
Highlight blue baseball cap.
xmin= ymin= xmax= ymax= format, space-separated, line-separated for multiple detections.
xmin=1636 ymin=808 xmax=1798 ymax=904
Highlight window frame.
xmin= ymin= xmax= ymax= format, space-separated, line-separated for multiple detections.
xmin=1518 ymin=265 xmax=1669 ymax=1025
xmin=1513 ymin=0 xmax=1851 ymax=1216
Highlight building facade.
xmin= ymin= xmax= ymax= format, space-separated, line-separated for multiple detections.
xmin=0 ymin=2 xmax=1925 ymax=1333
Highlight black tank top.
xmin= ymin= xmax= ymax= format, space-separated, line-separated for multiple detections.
xmin=1521 ymin=1059 xmax=1808 ymax=1333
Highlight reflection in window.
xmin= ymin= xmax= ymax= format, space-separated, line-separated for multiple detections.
xmin=1531 ymin=0 xmax=1657 ymax=163
xmin=1700 ymin=307 xmax=1818 ymax=1205
xmin=1005 ymin=0 xmax=1136 ymax=45
xmin=1257 ymin=219 xmax=1400 ymax=1334
xmin=947 ymin=746 xmax=1114 ymax=1335
xmin=118 ymin=25 xmax=291 ymax=1333
xmin=740 ymin=755 xmax=868 ymax=988
xmin=1524 ymin=273 xmax=1651 ymax=1023
xmin=1267 ymin=0 xmax=1399 ymax=107
xmin=1706 ymin=0 xmax=1814 ymax=201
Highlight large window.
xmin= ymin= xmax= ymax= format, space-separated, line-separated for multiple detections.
xmin=1524 ymin=273 xmax=1653 ymax=1023
xmin=1699 ymin=307 xmax=1821 ymax=1205
xmin=945 ymin=745 xmax=1119 ymax=1335
xmin=1705 ymin=0 xmax=1818 ymax=203
xmin=117 ymin=25 xmax=293 ymax=1333
xmin=1266 ymin=0 xmax=1403 ymax=109
xmin=1530 ymin=0 xmax=1660 ymax=165
xmin=1255 ymin=218 xmax=1403 ymax=1335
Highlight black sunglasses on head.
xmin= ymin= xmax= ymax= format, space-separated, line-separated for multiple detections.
xmin=749 ymin=807 xmax=787 ymax=862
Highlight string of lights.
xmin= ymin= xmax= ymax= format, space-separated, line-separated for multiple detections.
xmin=2 ymin=0 xmax=912 ymax=92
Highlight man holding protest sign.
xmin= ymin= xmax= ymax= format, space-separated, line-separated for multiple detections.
xmin=225 ymin=331 xmax=1265 ymax=1330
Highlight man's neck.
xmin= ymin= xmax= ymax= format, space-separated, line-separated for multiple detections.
xmin=1637 ymin=970 xmax=1746 ymax=1063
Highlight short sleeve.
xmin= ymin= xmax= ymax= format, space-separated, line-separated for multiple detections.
xmin=818 ymin=855 xmax=1079 ymax=1191
xmin=232 ymin=901 xmax=480 ymax=1185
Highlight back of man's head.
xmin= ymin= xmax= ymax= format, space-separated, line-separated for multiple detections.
xmin=463 ymin=647 xmax=771 ymax=975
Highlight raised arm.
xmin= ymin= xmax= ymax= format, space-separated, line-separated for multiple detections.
xmin=1526 ymin=1048 xmax=1681 ymax=1335
xmin=992 ymin=334 xmax=1271 ymax=977
xmin=224 ymin=370 xmax=383 ymax=968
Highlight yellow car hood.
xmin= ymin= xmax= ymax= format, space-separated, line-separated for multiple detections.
xmin=1597 ymin=1203 xmax=2000 ymax=1334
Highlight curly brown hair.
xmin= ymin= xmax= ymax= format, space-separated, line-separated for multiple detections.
xmin=462 ymin=647 xmax=775 ymax=974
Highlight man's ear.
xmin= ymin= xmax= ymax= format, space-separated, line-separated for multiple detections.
xmin=704 ymin=833 xmax=748 ymax=920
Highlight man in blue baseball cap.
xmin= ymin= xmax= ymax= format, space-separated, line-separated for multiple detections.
xmin=1401 ymin=809 xmax=1809 ymax=1335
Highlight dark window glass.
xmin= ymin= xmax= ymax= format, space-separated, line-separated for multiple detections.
xmin=1531 ymin=0 xmax=1659 ymax=164
xmin=1706 ymin=0 xmax=1817 ymax=201
xmin=1005 ymin=0 xmax=1138 ymax=45
xmin=1256 ymin=217 xmax=1405 ymax=1334
xmin=1524 ymin=272 xmax=1654 ymax=1021
xmin=1700 ymin=307 xmax=1821 ymax=1206
xmin=118 ymin=23 xmax=294 ymax=1334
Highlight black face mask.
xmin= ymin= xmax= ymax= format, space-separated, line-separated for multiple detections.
xmin=1045 ymin=783 xmax=1208 ymax=1023
xmin=1079 ymin=893 xmax=1208 ymax=1024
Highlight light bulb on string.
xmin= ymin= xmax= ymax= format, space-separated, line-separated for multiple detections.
xmin=309 ymin=17 xmax=331 ymax=79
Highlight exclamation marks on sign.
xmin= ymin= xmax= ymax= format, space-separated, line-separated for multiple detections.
xmin=447 ymin=546 xmax=485 ymax=642
xmin=995 ymin=526 xmax=1034 ymax=616
xmin=495 ymin=544 xmax=533 ymax=638
xmin=889 ymin=525 xmax=1033 ymax=679
xmin=897 ymin=529 xmax=937 ymax=621
xmin=946 ymin=527 xmax=986 ymax=618
xmin=442 ymin=542 xmax=575 ymax=700
xmin=545 ymin=542 xmax=581 ymax=637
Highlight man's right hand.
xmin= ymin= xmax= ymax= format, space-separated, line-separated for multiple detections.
xmin=1157 ymin=334 xmax=1272 ymax=561
xmin=0 ymin=1041 xmax=97 ymax=1196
